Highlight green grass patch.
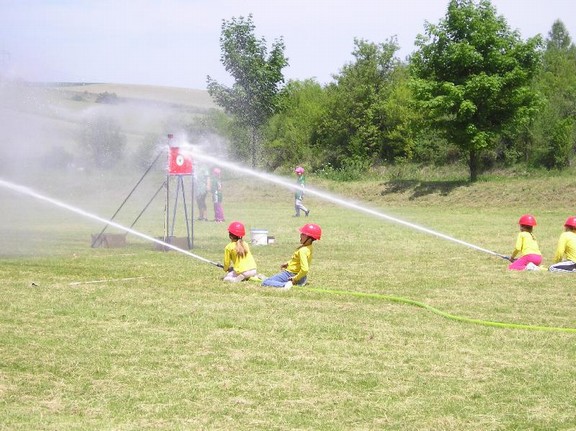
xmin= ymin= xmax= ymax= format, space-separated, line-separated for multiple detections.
xmin=1 ymin=171 xmax=576 ymax=430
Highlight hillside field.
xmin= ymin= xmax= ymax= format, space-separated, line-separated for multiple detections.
xmin=0 ymin=82 xmax=217 ymax=173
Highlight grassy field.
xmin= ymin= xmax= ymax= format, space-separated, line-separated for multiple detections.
xmin=1 ymin=168 xmax=576 ymax=431
xmin=1 ymin=83 xmax=576 ymax=430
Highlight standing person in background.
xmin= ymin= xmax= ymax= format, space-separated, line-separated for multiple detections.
xmin=293 ymin=166 xmax=310 ymax=217
xmin=211 ymin=167 xmax=225 ymax=222
xmin=507 ymin=214 xmax=542 ymax=271
xmin=194 ymin=163 xmax=210 ymax=221
xmin=548 ymin=216 xmax=576 ymax=272
xmin=222 ymin=221 xmax=259 ymax=282
xmin=261 ymin=223 xmax=321 ymax=290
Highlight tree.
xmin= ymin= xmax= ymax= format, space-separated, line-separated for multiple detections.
xmin=411 ymin=0 xmax=542 ymax=181
xmin=315 ymin=38 xmax=412 ymax=168
xmin=187 ymin=109 xmax=240 ymax=160
xmin=546 ymin=19 xmax=575 ymax=51
xmin=206 ymin=14 xmax=288 ymax=168
xmin=262 ymin=79 xmax=327 ymax=170
xmin=530 ymin=20 xmax=576 ymax=169
xmin=540 ymin=20 xmax=576 ymax=120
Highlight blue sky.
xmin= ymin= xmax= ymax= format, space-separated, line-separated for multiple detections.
xmin=1 ymin=0 xmax=574 ymax=90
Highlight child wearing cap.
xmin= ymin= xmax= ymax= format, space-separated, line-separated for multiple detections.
xmin=548 ymin=216 xmax=576 ymax=272
xmin=508 ymin=214 xmax=542 ymax=271
xmin=293 ymin=166 xmax=310 ymax=217
xmin=222 ymin=221 xmax=258 ymax=282
xmin=262 ymin=223 xmax=321 ymax=290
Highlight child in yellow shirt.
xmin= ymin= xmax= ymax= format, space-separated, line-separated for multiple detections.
xmin=261 ymin=223 xmax=322 ymax=290
xmin=222 ymin=221 xmax=258 ymax=282
xmin=548 ymin=216 xmax=576 ymax=272
xmin=508 ymin=214 xmax=542 ymax=271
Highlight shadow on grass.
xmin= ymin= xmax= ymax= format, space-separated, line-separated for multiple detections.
xmin=381 ymin=179 xmax=470 ymax=200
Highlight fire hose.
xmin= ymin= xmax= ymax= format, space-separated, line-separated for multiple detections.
xmin=300 ymin=286 xmax=576 ymax=334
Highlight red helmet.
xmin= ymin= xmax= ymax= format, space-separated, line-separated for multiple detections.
xmin=228 ymin=221 xmax=245 ymax=237
xmin=518 ymin=214 xmax=536 ymax=227
xmin=564 ymin=216 xmax=576 ymax=228
xmin=299 ymin=223 xmax=322 ymax=240
xmin=295 ymin=166 xmax=305 ymax=175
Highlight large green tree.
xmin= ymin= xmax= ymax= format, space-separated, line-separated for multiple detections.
xmin=206 ymin=14 xmax=288 ymax=167
xmin=262 ymin=79 xmax=327 ymax=170
xmin=411 ymin=0 xmax=542 ymax=181
xmin=316 ymin=38 xmax=411 ymax=168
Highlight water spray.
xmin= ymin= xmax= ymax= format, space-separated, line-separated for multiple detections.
xmin=0 ymin=179 xmax=223 ymax=268
xmin=191 ymin=151 xmax=507 ymax=259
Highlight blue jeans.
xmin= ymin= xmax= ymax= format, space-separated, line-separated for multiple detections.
xmin=261 ymin=270 xmax=307 ymax=288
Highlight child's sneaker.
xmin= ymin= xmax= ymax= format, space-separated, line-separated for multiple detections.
xmin=280 ymin=281 xmax=293 ymax=290
xmin=525 ymin=262 xmax=541 ymax=271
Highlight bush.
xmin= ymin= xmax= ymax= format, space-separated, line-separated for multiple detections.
xmin=80 ymin=115 xmax=126 ymax=170
xmin=95 ymin=92 xmax=119 ymax=104
xmin=315 ymin=157 xmax=371 ymax=181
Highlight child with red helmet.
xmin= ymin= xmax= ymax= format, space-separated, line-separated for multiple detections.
xmin=261 ymin=223 xmax=321 ymax=290
xmin=548 ymin=216 xmax=576 ymax=272
xmin=222 ymin=221 xmax=258 ymax=282
xmin=293 ymin=166 xmax=310 ymax=217
xmin=508 ymin=214 xmax=543 ymax=271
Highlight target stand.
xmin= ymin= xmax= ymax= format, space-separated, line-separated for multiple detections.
xmin=91 ymin=134 xmax=195 ymax=250
xmin=157 ymin=137 xmax=195 ymax=250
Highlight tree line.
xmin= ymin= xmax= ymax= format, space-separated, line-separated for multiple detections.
xmin=202 ymin=0 xmax=576 ymax=182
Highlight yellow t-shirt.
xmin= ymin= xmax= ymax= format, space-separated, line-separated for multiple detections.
xmin=553 ymin=231 xmax=576 ymax=263
xmin=285 ymin=244 xmax=313 ymax=283
xmin=512 ymin=231 xmax=541 ymax=259
xmin=223 ymin=241 xmax=257 ymax=273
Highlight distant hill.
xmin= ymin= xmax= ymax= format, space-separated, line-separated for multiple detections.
xmin=55 ymin=83 xmax=217 ymax=111
xmin=0 ymin=82 xmax=218 ymax=169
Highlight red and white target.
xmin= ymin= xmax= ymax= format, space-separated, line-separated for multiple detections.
xmin=168 ymin=147 xmax=193 ymax=175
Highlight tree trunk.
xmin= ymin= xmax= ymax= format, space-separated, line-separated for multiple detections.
xmin=468 ymin=149 xmax=479 ymax=182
